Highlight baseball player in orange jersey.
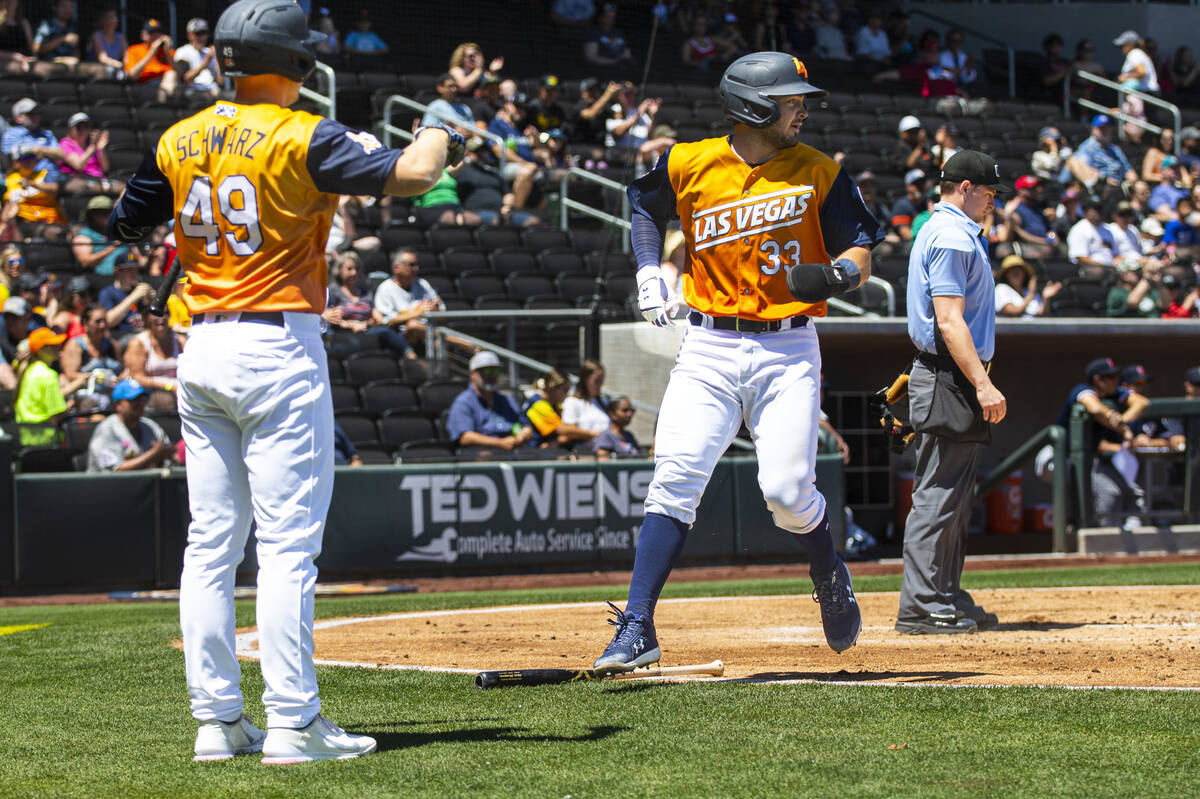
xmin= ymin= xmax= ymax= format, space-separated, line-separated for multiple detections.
xmin=593 ymin=52 xmax=882 ymax=674
xmin=110 ymin=0 xmax=463 ymax=764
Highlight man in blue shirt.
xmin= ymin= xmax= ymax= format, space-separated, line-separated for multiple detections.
xmin=1068 ymin=114 xmax=1137 ymax=189
xmin=447 ymin=350 xmax=533 ymax=452
xmin=0 ymin=99 xmax=64 ymax=177
xmin=486 ymin=98 xmax=540 ymax=213
xmin=1148 ymin=156 xmax=1190 ymax=222
xmin=900 ymin=150 xmax=1008 ymax=635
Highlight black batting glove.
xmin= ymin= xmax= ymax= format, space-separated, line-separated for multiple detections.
xmin=787 ymin=258 xmax=861 ymax=303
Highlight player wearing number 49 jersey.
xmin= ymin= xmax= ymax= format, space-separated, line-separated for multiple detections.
xmin=110 ymin=0 xmax=463 ymax=765
xmin=593 ymin=52 xmax=882 ymax=675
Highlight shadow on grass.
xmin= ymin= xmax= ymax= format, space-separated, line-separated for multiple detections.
xmin=371 ymin=724 xmax=623 ymax=752
xmin=739 ymin=670 xmax=990 ymax=683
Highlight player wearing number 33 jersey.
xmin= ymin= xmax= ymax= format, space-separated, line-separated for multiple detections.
xmin=109 ymin=0 xmax=462 ymax=765
xmin=592 ymin=53 xmax=881 ymax=676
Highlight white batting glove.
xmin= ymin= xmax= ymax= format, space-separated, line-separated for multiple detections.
xmin=636 ymin=265 xmax=676 ymax=327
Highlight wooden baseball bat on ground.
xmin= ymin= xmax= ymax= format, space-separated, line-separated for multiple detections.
xmin=475 ymin=660 xmax=725 ymax=689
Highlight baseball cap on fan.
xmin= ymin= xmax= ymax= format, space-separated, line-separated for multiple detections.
xmin=11 ymin=97 xmax=36 ymax=117
xmin=469 ymin=350 xmax=501 ymax=372
xmin=897 ymin=115 xmax=921 ymax=133
xmin=112 ymin=378 xmax=149 ymax=402
xmin=940 ymin=150 xmax=1011 ymax=192
xmin=1113 ymin=31 xmax=1140 ymax=47
xmin=187 ymin=18 xmax=209 ymax=34
xmin=1120 ymin=364 xmax=1151 ymax=385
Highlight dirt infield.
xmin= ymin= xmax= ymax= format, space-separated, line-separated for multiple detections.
xmin=294 ymin=585 xmax=1200 ymax=689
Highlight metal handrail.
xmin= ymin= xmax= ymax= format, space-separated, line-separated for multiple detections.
xmin=973 ymin=425 xmax=1069 ymax=552
xmin=904 ymin=8 xmax=1015 ymax=99
xmin=1064 ymin=70 xmax=1180 ymax=155
xmin=559 ymin=167 xmax=631 ymax=252
xmin=298 ymin=62 xmax=337 ymax=121
xmin=380 ymin=94 xmax=507 ymax=153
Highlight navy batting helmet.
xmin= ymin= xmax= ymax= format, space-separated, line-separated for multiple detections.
xmin=214 ymin=0 xmax=325 ymax=83
xmin=719 ymin=52 xmax=827 ymax=128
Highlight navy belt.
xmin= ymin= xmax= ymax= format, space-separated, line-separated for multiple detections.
xmin=195 ymin=311 xmax=285 ymax=326
xmin=689 ymin=311 xmax=809 ymax=334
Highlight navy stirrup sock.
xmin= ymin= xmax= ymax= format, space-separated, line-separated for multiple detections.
xmin=625 ymin=512 xmax=690 ymax=618
xmin=792 ymin=511 xmax=838 ymax=580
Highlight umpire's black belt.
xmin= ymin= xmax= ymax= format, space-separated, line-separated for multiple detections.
xmin=689 ymin=311 xmax=809 ymax=334
xmin=194 ymin=311 xmax=286 ymax=327
xmin=916 ymin=351 xmax=991 ymax=370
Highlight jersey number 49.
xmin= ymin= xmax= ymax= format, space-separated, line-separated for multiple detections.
xmin=180 ymin=175 xmax=263 ymax=256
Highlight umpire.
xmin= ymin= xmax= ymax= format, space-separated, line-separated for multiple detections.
xmin=898 ymin=151 xmax=1007 ymax=635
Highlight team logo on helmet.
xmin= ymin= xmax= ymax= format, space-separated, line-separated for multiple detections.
xmin=792 ymin=58 xmax=808 ymax=79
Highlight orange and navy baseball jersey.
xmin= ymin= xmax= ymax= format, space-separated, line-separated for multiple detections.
xmin=110 ymin=101 xmax=403 ymax=314
xmin=628 ymin=138 xmax=881 ymax=320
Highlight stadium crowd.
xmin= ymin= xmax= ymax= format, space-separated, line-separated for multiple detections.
xmin=0 ymin=0 xmax=1198 ymax=474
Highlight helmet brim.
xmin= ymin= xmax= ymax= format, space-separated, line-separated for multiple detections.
xmin=303 ymin=29 xmax=324 ymax=47
xmin=759 ymin=79 xmax=827 ymax=99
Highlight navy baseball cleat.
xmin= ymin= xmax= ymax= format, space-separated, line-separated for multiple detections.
xmin=811 ymin=557 xmax=862 ymax=653
xmin=592 ymin=601 xmax=661 ymax=675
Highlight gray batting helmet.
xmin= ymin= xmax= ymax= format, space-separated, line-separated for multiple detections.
xmin=719 ymin=52 xmax=827 ymax=128
xmin=214 ymin=0 xmax=325 ymax=83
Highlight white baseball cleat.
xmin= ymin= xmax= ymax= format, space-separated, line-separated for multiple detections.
xmin=261 ymin=714 xmax=377 ymax=765
xmin=193 ymin=714 xmax=267 ymax=762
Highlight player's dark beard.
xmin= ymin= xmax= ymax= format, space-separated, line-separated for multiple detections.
xmin=761 ymin=122 xmax=803 ymax=150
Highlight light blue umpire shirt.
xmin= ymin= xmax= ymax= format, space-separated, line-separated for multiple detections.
xmin=907 ymin=201 xmax=996 ymax=363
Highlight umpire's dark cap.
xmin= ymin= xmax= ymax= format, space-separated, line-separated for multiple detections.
xmin=1086 ymin=357 xmax=1120 ymax=380
xmin=940 ymin=150 xmax=1010 ymax=192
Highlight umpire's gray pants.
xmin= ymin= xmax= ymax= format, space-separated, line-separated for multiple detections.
xmin=898 ymin=432 xmax=982 ymax=621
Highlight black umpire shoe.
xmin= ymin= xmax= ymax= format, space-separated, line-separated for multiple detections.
xmin=894 ymin=613 xmax=978 ymax=635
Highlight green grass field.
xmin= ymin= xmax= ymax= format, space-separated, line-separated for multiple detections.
xmin=2 ymin=562 xmax=1198 ymax=799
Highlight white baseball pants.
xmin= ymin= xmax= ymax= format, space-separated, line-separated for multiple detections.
xmin=645 ymin=322 xmax=826 ymax=532
xmin=177 ymin=311 xmax=333 ymax=729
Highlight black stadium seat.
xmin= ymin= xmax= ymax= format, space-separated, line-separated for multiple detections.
xmin=417 ymin=379 xmax=467 ymax=416
xmin=378 ymin=410 xmax=437 ymax=447
xmin=439 ymin=248 xmax=488 ymax=273
xmin=476 ymin=226 xmax=523 ymax=251
xmin=505 ymin=273 xmax=555 ymax=302
xmin=343 ymin=352 xmax=401 ymax=385
xmin=359 ymin=379 xmax=419 ymax=415
xmin=489 ymin=249 xmax=538 ymax=276
xmin=537 ymin=250 xmax=585 ymax=277
xmin=427 ymin=224 xmax=476 ymax=251
xmin=330 ymin=383 xmax=361 ymax=413
xmin=333 ymin=412 xmax=380 ymax=446
xmin=455 ymin=271 xmax=504 ymax=299
xmin=523 ymin=228 xmax=572 ymax=253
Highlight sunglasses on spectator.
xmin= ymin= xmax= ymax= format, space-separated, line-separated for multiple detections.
xmin=477 ymin=367 xmax=501 ymax=376
xmin=6 ymin=257 xmax=24 ymax=265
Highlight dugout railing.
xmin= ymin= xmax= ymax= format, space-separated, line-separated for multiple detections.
xmin=1065 ymin=70 xmax=1181 ymax=153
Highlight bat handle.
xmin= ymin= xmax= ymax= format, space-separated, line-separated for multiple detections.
xmin=150 ymin=261 xmax=183 ymax=317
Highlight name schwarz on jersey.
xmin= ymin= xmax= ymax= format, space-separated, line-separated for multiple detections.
xmin=691 ymin=187 xmax=813 ymax=251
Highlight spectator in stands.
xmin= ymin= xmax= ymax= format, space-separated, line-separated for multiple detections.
xmin=938 ymin=29 xmax=976 ymax=93
xmin=884 ymin=169 xmax=926 ymax=246
xmin=1067 ymin=199 xmax=1115 ymax=269
xmin=1031 ymin=126 xmax=1070 ymax=182
xmin=59 ymin=304 xmax=120 ymax=412
xmin=0 ymin=241 xmax=24 ymax=302
xmin=324 ymin=250 xmax=413 ymax=358
xmin=562 ymin=358 xmax=609 ymax=435
xmin=911 ymin=185 xmax=939 ymax=238
xmin=86 ymin=377 xmax=174 ymax=472
xmin=123 ymin=18 xmax=177 ymax=103
xmin=714 ymin=12 xmax=748 ymax=62
xmin=1148 ymin=156 xmax=1192 ymax=223
xmin=457 ymin=137 xmax=541 ymax=227
xmin=1005 ymin=175 xmax=1058 ymax=259
xmin=1069 ymin=114 xmax=1137 ymax=192
xmin=98 ymin=255 xmax=151 ymax=340
xmin=487 ymin=96 xmax=541 ymax=213
xmin=1040 ymin=33 xmax=1072 ymax=101
xmin=33 ymin=0 xmax=89 ymax=74
xmin=854 ymin=10 xmax=890 ymax=65
xmin=411 ymin=162 xmax=482 ymax=227
xmin=2 ymin=143 xmax=67 ymax=240
xmin=1107 ymin=261 xmax=1162 ymax=318
xmin=1107 ymin=200 xmax=1160 ymax=271
xmin=332 ymin=420 xmax=364 ymax=467
xmin=342 ymin=9 xmax=388 ymax=70
xmin=2 ymin=97 xmax=63 ymax=172
xmin=1177 ymin=127 xmax=1200 ymax=178
xmin=930 ymin=123 xmax=959 ymax=170
xmin=1114 ymin=30 xmax=1159 ymax=142
xmin=58 ymin=113 xmax=119 ymax=196
xmin=567 ymin=78 xmax=619 ymax=152
xmin=994 ymin=253 xmax=1059 ymax=317
xmin=1 ymin=294 xmax=34 ymax=363
xmin=0 ymin=0 xmax=35 ymax=74
xmin=467 ymin=74 xmax=504 ymax=128
xmin=592 ymin=395 xmax=640 ymax=459
xmin=550 ymin=0 xmax=595 ymax=28
xmin=124 ymin=305 xmax=182 ymax=411
xmin=527 ymin=75 xmax=567 ymax=132
xmin=681 ymin=12 xmax=719 ymax=72
xmin=522 ymin=368 xmax=594 ymax=450
xmin=1071 ymin=39 xmax=1105 ymax=103
xmin=813 ymin=9 xmax=849 ymax=61
xmin=887 ymin=10 xmax=914 ymax=66
xmin=1141 ymin=127 xmax=1179 ymax=184
xmin=887 ymin=115 xmax=932 ymax=173
xmin=421 ymin=72 xmax=475 ymax=138
xmin=1170 ymin=47 xmax=1199 ymax=99
xmin=87 ymin=6 xmax=125 ymax=78
xmin=1157 ymin=272 xmax=1199 ymax=318
xmin=71 ymin=195 xmax=139 ymax=275
xmin=49 ymin=273 xmax=89 ymax=337
xmin=448 ymin=42 xmax=503 ymax=97
xmin=584 ymin=3 xmax=635 ymax=79
xmin=325 ymin=194 xmax=382 ymax=258
xmin=14 ymin=326 xmax=90 ymax=445
xmin=174 ymin=18 xmax=220 ymax=100
xmin=1055 ymin=357 xmax=1148 ymax=531
xmin=448 ymin=350 xmax=532 ymax=453
xmin=851 ymin=170 xmax=887 ymax=227
xmin=606 ymin=85 xmax=673 ymax=174
xmin=1163 ymin=194 xmax=1200 ymax=261
xmin=311 ymin=7 xmax=339 ymax=62
xmin=374 ymin=248 xmax=443 ymax=355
